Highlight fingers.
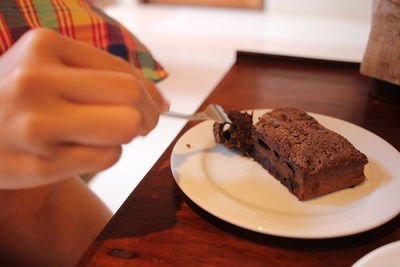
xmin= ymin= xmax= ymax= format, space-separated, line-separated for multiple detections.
xmin=51 ymin=69 xmax=164 ymax=138
xmin=0 ymin=28 xmax=168 ymax=188
xmin=56 ymin=103 xmax=159 ymax=145
xmin=21 ymin=28 xmax=169 ymax=112
xmin=56 ymin=68 xmax=157 ymax=107
xmin=38 ymin=102 xmax=158 ymax=148
xmin=11 ymin=100 xmax=159 ymax=159
xmin=6 ymin=71 xmax=161 ymax=156
xmin=56 ymin=31 xmax=170 ymax=111
xmin=43 ymin=145 xmax=123 ymax=180
xmin=57 ymin=31 xmax=135 ymax=73
xmin=0 ymin=145 xmax=122 ymax=189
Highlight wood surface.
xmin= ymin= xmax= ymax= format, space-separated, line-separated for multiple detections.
xmin=78 ymin=52 xmax=400 ymax=267
xmin=140 ymin=0 xmax=263 ymax=9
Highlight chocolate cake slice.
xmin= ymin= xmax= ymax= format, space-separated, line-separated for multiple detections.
xmin=213 ymin=107 xmax=368 ymax=201
xmin=213 ymin=111 xmax=253 ymax=156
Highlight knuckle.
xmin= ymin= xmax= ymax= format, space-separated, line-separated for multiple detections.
xmin=11 ymin=66 xmax=39 ymax=97
xmin=18 ymin=113 xmax=47 ymax=144
xmin=23 ymin=28 xmax=59 ymax=50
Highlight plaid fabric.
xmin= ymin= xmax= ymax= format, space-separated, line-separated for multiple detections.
xmin=0 ymin=0 xmax=167 ymax=82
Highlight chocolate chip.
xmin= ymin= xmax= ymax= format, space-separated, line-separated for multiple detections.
xmin=281 ymin=114 xmax=288 ymax=121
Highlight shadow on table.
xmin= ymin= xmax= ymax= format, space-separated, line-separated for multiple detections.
xmin=185 ymin=194 xmax=400 ymax=252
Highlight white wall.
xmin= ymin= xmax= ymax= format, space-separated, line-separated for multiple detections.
xmin=267 ymin=0 xmax=373 ymax=20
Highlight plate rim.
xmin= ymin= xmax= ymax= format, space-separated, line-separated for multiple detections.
xmin=352 ymin=240 xmax=400 ymax=267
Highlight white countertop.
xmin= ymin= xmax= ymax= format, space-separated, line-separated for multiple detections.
xmin=89 ymin=0 xmax=373 ymax=213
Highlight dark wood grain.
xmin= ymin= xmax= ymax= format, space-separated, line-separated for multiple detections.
xmin=78 ymin=52 xmax=400 ymax=267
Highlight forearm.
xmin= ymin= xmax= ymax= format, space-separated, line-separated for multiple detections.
xmin=0 ymin=176 xmax=111 ymax=267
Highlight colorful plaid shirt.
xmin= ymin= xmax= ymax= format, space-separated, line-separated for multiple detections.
xmin=0 ymin=0 xmax=167 ymax=82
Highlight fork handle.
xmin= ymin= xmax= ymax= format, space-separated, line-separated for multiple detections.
xmin=162 ymin=111 xmax=208 ymax=121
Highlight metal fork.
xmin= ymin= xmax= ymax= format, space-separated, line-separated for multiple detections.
xmin=163 ymin=104 xmax=232 ymax=124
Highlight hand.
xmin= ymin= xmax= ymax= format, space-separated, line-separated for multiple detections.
xmin=0 ymin=28 xmax=169 ymax=189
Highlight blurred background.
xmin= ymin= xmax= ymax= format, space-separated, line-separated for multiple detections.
xmin=88 ymin=0 xmax=374 ymax=213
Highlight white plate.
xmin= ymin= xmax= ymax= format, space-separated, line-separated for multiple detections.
xmin=352 ymin=241 xmax=400 ymax=267
xmin=170 ymin=110 xmax=400 ymax=238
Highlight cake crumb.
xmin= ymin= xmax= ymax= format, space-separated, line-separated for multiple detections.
xmin=186 ymin=144 xmax=191 ymax=148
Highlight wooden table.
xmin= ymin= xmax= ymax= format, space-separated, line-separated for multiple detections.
xmin=78 ymin=52 xmax=400 ymax=267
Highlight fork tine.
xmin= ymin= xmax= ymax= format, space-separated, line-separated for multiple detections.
xmin=162 ymin=104 xmax=231 ymax=123
xmin=204 ymin=104 xmax=232 ymax=124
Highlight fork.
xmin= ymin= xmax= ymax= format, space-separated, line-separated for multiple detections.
xmin=163 ymin=104 xmax=232 ymax=124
